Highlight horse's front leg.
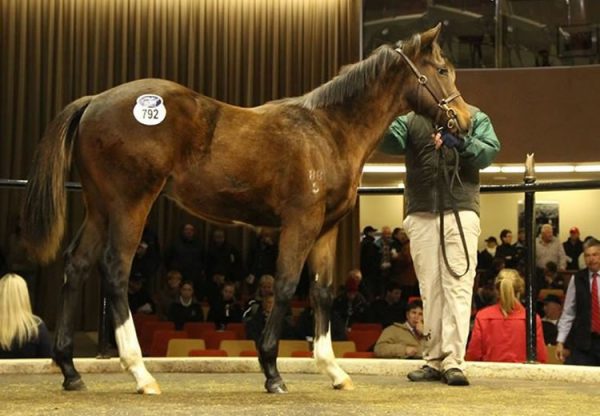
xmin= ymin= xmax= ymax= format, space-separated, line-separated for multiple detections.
xmin=259 ymin=212 xmax=321 ymax=393
xmin=308 ymin=226 xmax=353 ymax=390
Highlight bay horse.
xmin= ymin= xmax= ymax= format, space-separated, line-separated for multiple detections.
xmin=21 ymin=24 xmax=471 ymax=395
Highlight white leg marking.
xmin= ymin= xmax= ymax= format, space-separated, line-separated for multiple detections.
xmin=114 ymin=311 xmax=157 ymax=393
xmin=314 ymin=324 xmax=350 ymax=387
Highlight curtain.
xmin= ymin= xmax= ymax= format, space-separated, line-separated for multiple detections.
xmin=0 ymin=0 xmax=361 ymax=330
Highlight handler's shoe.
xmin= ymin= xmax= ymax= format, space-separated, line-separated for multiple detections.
xmin=407 ymin=365 xmax=442 ymax=382
xmin=442 ymin=368 xmax=470 ymax=386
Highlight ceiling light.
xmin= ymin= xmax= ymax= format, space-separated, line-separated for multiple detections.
xmin=362 ymin=164 xmax=406 ymax=173
xmin=500 ymin=166 xmax=526 ymax=173
xmin=535 ymin=165 xmax=575 ymax=173
xmin=575 ymin=165 xmax=600 ymax=172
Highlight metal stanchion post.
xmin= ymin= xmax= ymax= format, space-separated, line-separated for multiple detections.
xmin=524 ymin=154 xmax=537 ymax=362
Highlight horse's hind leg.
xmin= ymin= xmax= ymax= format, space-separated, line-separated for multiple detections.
xmin=55 ymin=213 xmax=105 ymax=391
xmin=100 ymin=203 xmax=160 ymax=394
xmin=307 ymin=226 xmax=353 ymax=390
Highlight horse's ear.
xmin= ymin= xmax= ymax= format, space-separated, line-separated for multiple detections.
xmin=420 ymin=23 xmax=442 ymax=50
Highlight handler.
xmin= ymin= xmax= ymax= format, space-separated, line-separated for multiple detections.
xmin=379 ymin=104 xmax=500 ymax=386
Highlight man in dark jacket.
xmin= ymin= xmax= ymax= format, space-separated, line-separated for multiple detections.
xmin=380 ymin=105 xmax=500 ymax=386
xmin=556 ymin=238 xmax=600 ymax=365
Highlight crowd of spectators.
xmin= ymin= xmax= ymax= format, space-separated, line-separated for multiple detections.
xmin=1 ymin=219 xmax=598 ymax=366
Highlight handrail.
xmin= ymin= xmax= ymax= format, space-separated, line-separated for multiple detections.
xmin=4 ymin=178 xmax=600 ymax=194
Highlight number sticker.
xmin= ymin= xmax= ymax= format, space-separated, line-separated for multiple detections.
xmin=133 ymin=94 xmax=167 ymax=126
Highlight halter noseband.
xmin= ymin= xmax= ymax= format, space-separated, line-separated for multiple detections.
xmin=394 ymin=45 xmax=462 ymax=131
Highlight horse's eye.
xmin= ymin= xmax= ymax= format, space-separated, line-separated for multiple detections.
xmin=437 ymin=68 xmax=449 ymax=76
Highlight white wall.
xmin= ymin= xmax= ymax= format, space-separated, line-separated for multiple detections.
xmin=359 ymin=195 xmax=404 ymax=232
xmin=360 ymin=189 xmax=600 ymax=249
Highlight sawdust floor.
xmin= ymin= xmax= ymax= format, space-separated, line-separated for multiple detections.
xmin=1 ymin=372 xmax=596 ymax=416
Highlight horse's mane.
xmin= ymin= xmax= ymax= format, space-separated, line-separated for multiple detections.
xmin=293 ymin=45 xmax=402 ymax=110
xmin=291 ymin=32 xmax=444 ymax=110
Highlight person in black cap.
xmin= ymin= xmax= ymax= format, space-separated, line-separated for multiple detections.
xmin=542 ymin=294 xmax=562 ymax=345
xmin=477 ymin=236 xmax=498 ymax=272
xmin=360 ymin=226 xmax=381 ymax=300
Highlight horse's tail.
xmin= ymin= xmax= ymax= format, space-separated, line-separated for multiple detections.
xmin=21 ymin=95 xmax=94 ymax=264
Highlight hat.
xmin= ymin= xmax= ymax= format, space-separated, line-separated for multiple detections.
xmin=543 ymin=294 xmax=562 ymax=306
xmin=485 ymin=236 xmax=498 ymax=244
xmin=362 ymin=226 xmax=377 ymax=235
xmin=569 ymin=227 xmax=580 ymax=234
xmin=346 ymin=277 xmax=360 ymax=293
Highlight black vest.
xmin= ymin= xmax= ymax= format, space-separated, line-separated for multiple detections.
xmin=569 ymin=269 xmax=594 ymax=351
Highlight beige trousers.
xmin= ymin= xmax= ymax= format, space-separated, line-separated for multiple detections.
xmin=403 ymin=210 xmax=480 ymax=371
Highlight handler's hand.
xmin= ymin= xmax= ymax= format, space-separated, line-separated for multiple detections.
xmin=555 ymin=342 xmax=566 ymax=362
xmin=433 ymin=132 xmax=443 ymax=150
xmin=405 ymin=346 xmax=418 ymax=357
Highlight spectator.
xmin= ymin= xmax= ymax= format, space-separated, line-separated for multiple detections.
xmin=390 ymin=228 xmax=419 ymax=301
xmin=244 ymin=274 xmax=275 ymax=316
xmin=127 ymin=275 xmax=154 ymax=314
xmin=512 ymin=228 xmax=527 ymax=268
xmin=0 ymin=273 xmax=52 ymax=358
xmin=205 ymin=229 xmax=247 ymax=298
xmin=496 ymin=229 xmax=517 ymax=268
xmin=165 ymin=223 xmax=205 ymax=290
xmin=542 ymin=294 xmax=562 ymax=345
xmin=477 ymin=236 xmax=497 ymax=272
xmin=540 ymin=261 xmax=565 ymax=290
xmin=375 ymin=226 xmax=394 ymax=296
xmin=466 ymin=269 xmax=547 ymax=363
xmin=245 ymin=294 xmax=294 ymax=344
xmin=246 ymin=229 xmax=278 ymax=295
xmin=332 ymin=274 xmax=370 ymax=331
xmin=556 ymin=238 xmax=600 ymax=365
xmin=360 ymin=226 xmax=381 ymax=301
xmin=207 ymin=281 xmax=243 ymax=329
xmin=536 ymin=224 xmax=567 ymax=271
xmin=563 ymin=227 xmax=584 ymax=271
xmin=374 ymin=301 xmax=425 ymax=359
xmin=130 ymin=241 xmax=159 ymax=285
xmin=6 ymin=221 xmax=38 ymax=309
xmin=369 ymin=282 xmax=406 ymax=328
xmin=0 ymin=246 xmax=7 ymax=276
xmin=154 ymin=270 xmax=183 ymax=320
xmin=480 ymin=257 xmax=505 ymax=289
xmin=141 ymin=222 xmax=162 ymax=289
xmin=578 ymin=236 xmax=596 ymax=270
xmin=168 ymin=280 xmax=204 ymax=330
xmin=294 ymin=298 xmax=347 ymax=342
xmin=473 ymin=278 xmax=497 ymax=312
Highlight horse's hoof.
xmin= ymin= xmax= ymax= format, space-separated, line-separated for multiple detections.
xmin=333 ymin=377 xmax=355 ymax=391
xmin=137 ymin=380 xmax=162 ymax=395
xmin=63 ymin=377 xmax=87 ymax=391
xmin=265 ymin=378 xmax=288 ymax=394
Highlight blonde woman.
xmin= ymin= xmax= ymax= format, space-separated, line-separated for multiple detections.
xmin=466 ymin=269 xmax=547 ymax=363
xmin=0 ymin=273 xmax=52 ymax=358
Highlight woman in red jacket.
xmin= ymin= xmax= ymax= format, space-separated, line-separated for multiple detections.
xmin=466 ymin=269 xmax=547 ymax=363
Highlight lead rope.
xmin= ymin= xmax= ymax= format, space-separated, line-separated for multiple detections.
xmin=437 ymin=147 xmax=470 ymax=279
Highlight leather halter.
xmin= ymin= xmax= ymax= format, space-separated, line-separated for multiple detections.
xmin=394 ymin=46 xmax=462 ymax=131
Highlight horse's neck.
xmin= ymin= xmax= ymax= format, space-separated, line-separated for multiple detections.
xmin=323 ymin=75 xmax=410 ymax=167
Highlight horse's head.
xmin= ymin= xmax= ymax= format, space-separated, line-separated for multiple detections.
xmin=395 ymin=24 xmax=471 ymax=134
